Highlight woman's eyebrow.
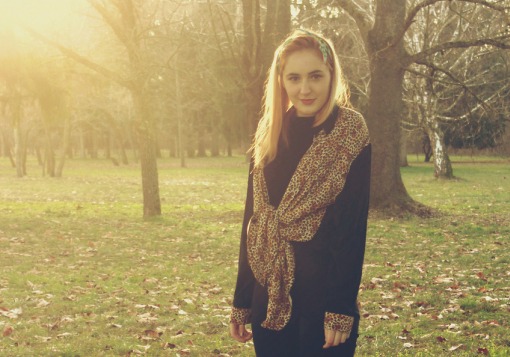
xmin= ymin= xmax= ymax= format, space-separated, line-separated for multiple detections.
xmin=285 ymin=69 xmax=324 ymax=77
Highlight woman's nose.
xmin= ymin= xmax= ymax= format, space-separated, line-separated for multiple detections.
xmin=300 ymin=80 xmax=311 ymax=95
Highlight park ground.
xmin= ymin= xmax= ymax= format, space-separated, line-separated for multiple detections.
xmin=0 ymin=155 xmax=509 ymax=356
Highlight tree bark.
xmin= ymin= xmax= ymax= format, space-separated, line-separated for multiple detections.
xmin=56 ymin=113 xmax=71 ymax=177
xmin=13 ymin=126 xmax=24 ymax=177
xmin=132 ymin=90 xmax=161 ymax=217
xmin=364 ymin=0 xmax=418 ymax=212
xmin=425 ymin=121 xmax=454 ymax=179
xmin=43 ymin=127 xmax=55 ymax=177
xmin=12 ymin=99 xmax=24 ymax=177
xmin=400 ymin=129 xmax=409 ymax=167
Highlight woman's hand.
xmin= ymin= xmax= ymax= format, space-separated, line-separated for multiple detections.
xmin=229 ymin=323 xmax=253 ymax=343
xmin=323 ymin=329 xmax=350 ymax=348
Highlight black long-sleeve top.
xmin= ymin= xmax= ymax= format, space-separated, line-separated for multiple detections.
xmin=233 ymin=107 xmax=371 ymax=325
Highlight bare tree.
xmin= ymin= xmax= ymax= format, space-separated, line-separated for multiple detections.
xmin=27 ymin=0 xmax=176 ymax=216
xmin=0 ymin=38 xmax=31 ymax=178
xmin=336 ymin=0 xmax=509 ymax=213
xmin=242 ymin=0 xmax=291 ymax=140
xmin=404 ymin=1 xmax=510 ymax=178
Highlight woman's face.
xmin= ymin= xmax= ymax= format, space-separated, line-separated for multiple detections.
xmin=282 ymin=49 xmax=332 ymax=117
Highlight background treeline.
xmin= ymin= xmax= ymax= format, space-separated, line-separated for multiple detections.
xmin=0 ymin=0 xmax=509 ymax=216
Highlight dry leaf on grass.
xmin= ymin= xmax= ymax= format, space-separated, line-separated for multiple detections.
xmin=0 ymin=307 xmax=22 ymax=319
xmin=3 ymin=326 xmax=13 ymax=337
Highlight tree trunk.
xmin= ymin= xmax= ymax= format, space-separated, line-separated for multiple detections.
xmin=400 ymin=129 xmax=409 ymax=167
xmin=12 ymin=96 xmax=24 ymax=177
xmin=175 ymin=66 xmax=186 ymax=168
xmin=242 ymin=0 xmax=290 ymax=140
xmin=89 ymin=129 xmax=98 ymax=159
xmin=211 ymin=125 xmax=220 ymax=157
xmin=422 ymin=133 xmax=432 ymax=162
xmin=132 ymin=90 xmax=161 ymax=217
xmin=13 ymin=126 xmax=24 ymax=177
xmin=366 ymin=0 xmax=418 ymax=213
xmin=425 ymin=121 xmax=454 ymax=179
xmin=197 ymin=120 xmax=206 ymax=157
xmin=105 ymin=132 xmax=112 ymax=160
xmin=44 ymin=129 xmax=56 ymax=177
xmin=56 ymin=114 xmax=71 ymax=177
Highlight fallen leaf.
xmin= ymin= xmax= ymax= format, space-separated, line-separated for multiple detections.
xmin=0 ymin=307 xmax=22 ymax=319
xmin=137 ymin=312 xmax=158 ymax=323
xmin=35 ymin=335 xmax=52 ymax=342
xmin=3 ymin=326 xmax=13 ymax=337
xmin=476 ymin=272 xmax=488 ymax=281
xmin=209 ymin=287 xmax=222 ymax=294
xmin=449 ymin=344 xmax=466 ymax=351
xmin=37 ymin=299 xmax=50 ymax=308
xmin=403 ymin=342 xmax=414 ymax=348
xmin=57 ymin=332 xmax=73 ymax=338
xmin=436 ymin=336 xmax=447 ymax=343
xmin=477 ymin=347 xmax=489 ymax=355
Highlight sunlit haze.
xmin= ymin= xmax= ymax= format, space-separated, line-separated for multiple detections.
xmin=0 ymin=0 xmax=90 ymax=51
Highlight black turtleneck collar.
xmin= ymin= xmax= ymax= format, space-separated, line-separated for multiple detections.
xmin=287 ymin=105 xmax=339 ymax=136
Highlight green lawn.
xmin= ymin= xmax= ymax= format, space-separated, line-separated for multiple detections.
xmin=0 ymin=156 xmax=509 ymax=356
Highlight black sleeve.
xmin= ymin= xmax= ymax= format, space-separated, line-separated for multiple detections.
xmin=232 ymin=161 xmax=256 ymax=309
xmin=324 ymin=144 xmax=371 ymax=317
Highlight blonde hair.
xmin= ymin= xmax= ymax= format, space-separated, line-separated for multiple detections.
xmin=252 ymin=29 xmax=351 ymax=167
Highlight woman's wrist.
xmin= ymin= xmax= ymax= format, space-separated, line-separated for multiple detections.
xmin=324 ymin=312 xmax=354 ymax=332
xmin=230 ymin=307 xmax=252 ymax=325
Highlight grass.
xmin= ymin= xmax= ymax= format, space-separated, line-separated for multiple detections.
xmin=0 ymin=155 xmax=509 ymax=356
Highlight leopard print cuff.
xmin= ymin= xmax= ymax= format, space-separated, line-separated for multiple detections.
xmin=230 ymin=307 xmax=251 ymax=325
xmin=324 ymin=312 xmax=354 ymax=332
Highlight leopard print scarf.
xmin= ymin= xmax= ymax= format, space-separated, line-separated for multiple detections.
xmin=247 ymin=107 xmax=369 ymax=330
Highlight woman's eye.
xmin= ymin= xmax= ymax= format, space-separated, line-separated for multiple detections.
xmin=288 ymin=76 xmax=299 ymax=82
xmin=311 ymin=74 xmax=322 ymax=80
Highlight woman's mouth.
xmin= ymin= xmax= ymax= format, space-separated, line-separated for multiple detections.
xmin=301 ymin=99 xmax=315 ymax=105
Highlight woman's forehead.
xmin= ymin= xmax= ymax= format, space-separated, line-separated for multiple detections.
xmin=282 ymin=49 xmax=329 ymax=74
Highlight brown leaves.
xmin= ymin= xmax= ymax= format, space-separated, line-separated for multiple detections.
xmin=138 ymin=329 xmax=162 ymax=341
xmin=475 ymin=272 xmax=488 ymax=282
xmin=0 ymin=307 xmax=22 ymax=319
xmin=2 ymin=325 xmax=13 ymax=337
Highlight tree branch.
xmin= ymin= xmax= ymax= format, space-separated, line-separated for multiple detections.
xmin=405 ymin=35 xmax=510 ymax=66
xmin=413 ymin=59 xmax=493 ymax=116
xmin=397 ymin=0 xmax=510 ymax=61
xmin=88 ymin=0 xmax=142 ymax=67
xmin=336 ymin=0 xmax=372 ymax=48
xmin=24 ymin=27 xmax=132 ymax=89
xmin=403 ymin=0 xmax=509 ymax=39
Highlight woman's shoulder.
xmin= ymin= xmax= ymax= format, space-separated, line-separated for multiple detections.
xmin=337 ymin=106 xmax=365 ymax=122
xmin=336 ymin=106 xmax=368 ymax=130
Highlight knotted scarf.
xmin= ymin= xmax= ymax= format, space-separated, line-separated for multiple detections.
xmin=247 ymin=107 xmax=369 ymax=330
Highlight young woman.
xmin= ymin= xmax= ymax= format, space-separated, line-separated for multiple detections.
xmin=230 ymin=29 xmax=371 ymax=357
